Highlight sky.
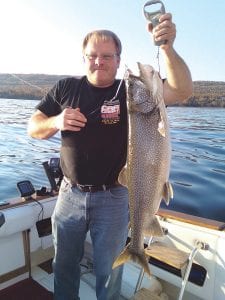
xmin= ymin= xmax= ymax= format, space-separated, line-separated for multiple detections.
xmin=0 ymin=0 xmax=224 ymax=81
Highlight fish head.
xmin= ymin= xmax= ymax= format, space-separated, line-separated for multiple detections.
xmin=125 ymin=62 xmax=163 ymax=114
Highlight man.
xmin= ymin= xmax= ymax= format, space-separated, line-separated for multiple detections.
xmin=28 ymin=13 xmax=192 ymax=300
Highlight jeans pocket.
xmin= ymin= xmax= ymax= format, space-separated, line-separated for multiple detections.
xmin=59 ymin=178 xmax=71 ymax=193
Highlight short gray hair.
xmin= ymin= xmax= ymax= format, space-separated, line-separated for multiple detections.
xmin=82 ymin=30 xmax=122 ymax=55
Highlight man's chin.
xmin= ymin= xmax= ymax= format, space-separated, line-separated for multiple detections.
xmin=92 ymin=75 xmax=111 ymax=87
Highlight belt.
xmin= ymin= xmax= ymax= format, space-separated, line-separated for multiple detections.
xmin=64 ymin=177 xmax=119 ymax=192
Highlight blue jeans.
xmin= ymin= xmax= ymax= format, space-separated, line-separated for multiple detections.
xmin=52 ymin=178 xmax=129 ymax=300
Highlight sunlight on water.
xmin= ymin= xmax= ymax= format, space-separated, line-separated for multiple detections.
xmin=0 ymin=100 xmax=225 ymax=222
xmin=164 ymin=107 xmax=225 ymax=221
xmin=0 ymin=99 xmax=61 ymax=199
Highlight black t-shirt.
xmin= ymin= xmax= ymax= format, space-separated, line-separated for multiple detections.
xmin=36 ymin=76 xmax=128 ymax=185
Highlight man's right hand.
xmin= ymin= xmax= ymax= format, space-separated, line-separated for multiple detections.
xmin=55 ymin=107 xmax=87 ymax=131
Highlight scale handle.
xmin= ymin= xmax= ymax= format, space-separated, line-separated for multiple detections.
xmin=143 ymin=0 xmax=166 ymax=46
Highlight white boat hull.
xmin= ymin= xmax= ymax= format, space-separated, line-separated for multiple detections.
xmin=0 ymin=195 xmax=225 ymax=300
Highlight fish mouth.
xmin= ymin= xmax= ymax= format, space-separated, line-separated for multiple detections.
xmin=125 ymin=64 xmax=140 ymax=79
xmin=125 ymin=62 xmax=154 ymax=77
xmin=125 ymin=63 xmax=159 ymax=114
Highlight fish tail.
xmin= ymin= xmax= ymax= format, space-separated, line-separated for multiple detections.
xmin=112 ymin=244 xmax=151 ymax=276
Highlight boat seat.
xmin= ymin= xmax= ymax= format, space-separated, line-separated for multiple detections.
xmin=0 ymin=212 xmax=5 ymax=228
xmin=145 ymin=241 xmax=189 ymax=270
xmin=148 ymin=248 xmax=207 ymax=287
xmin=135 ymin=240 xmax=208 ymax=300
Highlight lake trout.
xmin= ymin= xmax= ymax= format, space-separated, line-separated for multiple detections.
xmin=113 ymin=62 xmax=173 ymax=275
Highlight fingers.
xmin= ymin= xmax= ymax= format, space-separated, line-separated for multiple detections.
xmin=147 ymin=13 xmax=176 ymax=48
xmin=158 ymin=12 xmax=172 ymax=23
xmin=55 ymin=107 xmax=87 ymax=131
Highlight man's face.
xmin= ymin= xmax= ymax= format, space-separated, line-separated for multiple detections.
xmin=83 ymin=37 xmax=120 ymax=87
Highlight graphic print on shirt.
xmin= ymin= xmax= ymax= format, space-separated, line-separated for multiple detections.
xmin=101 ymin=99 xmax=120 ymax=124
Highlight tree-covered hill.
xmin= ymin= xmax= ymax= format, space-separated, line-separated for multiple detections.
xmin=0 ymin=73 xmax=225 ymax=107
xmin=180 ymin=81 xmax=225 ymax=107
xmin=0 ymin=73 xmax=69 ymax=100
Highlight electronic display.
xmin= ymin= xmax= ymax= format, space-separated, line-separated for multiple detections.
xmin=17 ymin=180 xmax=35 ymax=197
xmin=49 ymin=157 xmax=62 ymax=178
xmin=49 ymin=157 xmax=60 ymax=169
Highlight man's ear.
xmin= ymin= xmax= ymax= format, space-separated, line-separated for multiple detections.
xmin=116 ymin=56 xmax=121 ymax=69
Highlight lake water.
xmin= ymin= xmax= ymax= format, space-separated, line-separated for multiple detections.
xmin=0 ymin=98 xmax=225 ymax=223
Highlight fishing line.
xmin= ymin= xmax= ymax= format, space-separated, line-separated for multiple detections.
xmin=107 ymin=68 xmax=126 ymax=102
xmin=156 ymin=46 xmax=161 ymax=75
xmin=9 ymin=73 xmax=63 ymax=107
xmin=72 ymin=69 xmax=127 ymax=117
xmin=87 ymin=65 xmax=128 ymax=110
xmin=10 ymin=67 xmax=127 ymax=111
xmin=10 ymin=73 xmax=44 ymax=91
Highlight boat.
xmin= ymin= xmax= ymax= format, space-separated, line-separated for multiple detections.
xmin=0 ymin=158 xmax=225 ymax=300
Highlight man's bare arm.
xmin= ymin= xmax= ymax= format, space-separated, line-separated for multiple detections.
xmin=28 ymin=108 xmax=87 ymax=139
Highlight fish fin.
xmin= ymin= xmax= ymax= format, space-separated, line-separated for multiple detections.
xmin=128 ymin=221 xmax=131 ymax=230
xmin=118 ymin=166 xmax=127 ymax=186
xmin=158 ymin=110 xmax=166 ymax=137
xmin=158 ymin=119 xmax=165 ymax=137
xmin=144 ymin=216 xmax=164 ymax=237
xmin=162 ymin=182 xmax=173 ymax=205
xmin=112 ymin=244 xmax=151 ymax=276
xmin=112 ymin=245 xmax=132 ymax=269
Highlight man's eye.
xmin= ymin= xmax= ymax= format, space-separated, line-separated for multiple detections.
xmin=85 ymin=53 xmax=117 ymax=61
xmin=102 ymin=55 xmax=111 ymax=60
xmin=89 ymin=55 xmax=97 ymax=60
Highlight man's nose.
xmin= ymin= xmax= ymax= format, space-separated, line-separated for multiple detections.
xmin=94 ymin=56 xmax=104 ymax=64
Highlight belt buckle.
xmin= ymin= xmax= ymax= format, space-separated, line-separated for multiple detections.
xmin=88 ymin=185 xmax=106 ymax=192
xmin=80 ymin=184 xmax=95 ymax=192
xmin=76 ymin=184 xmax=86 ymax=191
xmin=77 ymin=183 xmax=108 ymax=192
xmin=87 ymin=185 xmax=92 ymax=192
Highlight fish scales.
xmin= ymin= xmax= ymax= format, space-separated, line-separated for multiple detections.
xmin=113 ymin=62 xmax=173 ymax=275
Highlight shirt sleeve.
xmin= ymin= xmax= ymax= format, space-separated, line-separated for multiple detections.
xmin=35 ymin=77 xmax=82 ymax=117
xmin=35 ymin=79 xmax=66 ymax=117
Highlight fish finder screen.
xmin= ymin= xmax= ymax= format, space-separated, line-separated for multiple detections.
xmin=50 ymin=157 xmax=60 ymax=168
xmin=17 ymin=180 xmax=35 ymax=197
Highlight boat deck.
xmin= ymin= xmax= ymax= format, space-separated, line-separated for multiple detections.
xmin=29 ymin=244 xmax=148 ymax=299
xmin=29 ymin=246 xmax=201 ymax=300
xmin=31 ymin=260 xmax=139 ymax=299
xmin=30 ymin=245 xmax=147 ymax=300
xmin=31 ymin=260 xmax=203 ymax=300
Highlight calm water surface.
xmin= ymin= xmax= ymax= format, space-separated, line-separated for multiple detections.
xmin=0 ymin=99 xmax=225 ymax=222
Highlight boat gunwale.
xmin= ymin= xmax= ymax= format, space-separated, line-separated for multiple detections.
xmin=1 ymin=195 xmax=225 ymax=232
xmin=158 ymin=208 xmax=225 ymax=231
